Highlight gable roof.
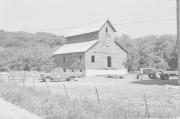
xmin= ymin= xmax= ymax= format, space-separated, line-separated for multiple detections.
xmin=53 ymin=40 xmax=99 ymax=55
xmin=65 ymin=20 xmax=116 ymax=37
xmin=65 ymin=31 xmax=99 ymax=44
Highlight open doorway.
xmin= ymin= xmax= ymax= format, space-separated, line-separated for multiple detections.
xmin=107 ymin=56 xmax=112 ymax=67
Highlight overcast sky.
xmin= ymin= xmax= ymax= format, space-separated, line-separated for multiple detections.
xmin=0 ymin=0 xmax=176 ymax=38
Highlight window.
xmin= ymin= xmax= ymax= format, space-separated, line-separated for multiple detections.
xmin=80 ymin=69 xmax=82 ymax=72
xmin=63 ymin=68 xmax=66 ymax=72
xmin=91 ymin=55 xmax=95 ymax=63
xmin=106 ymin=27 xmax=108 ymax=33
xmin=63 ymin=57 xmax=65 ymax=63
xmin=72 ymin=69 xmax=74 ymax=72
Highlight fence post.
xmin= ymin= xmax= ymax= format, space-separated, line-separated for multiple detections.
xmin=13 ymin=72 xmax=15 ymax=84
xmin=143 ymin=93 xmax=149 ymax=118
xmin=63 ymin=84 xmax=70 ymax=99
xmin=7 ymin=73 xmax=9 ymax=82
xmin=32 ymin=78 xmax=35 ymax=90
xmin=95 ymin=87 xmax=100 ymax=105
xmin=45 ymin=80 xmax=51 ymax=95
xmin=22 ymin=71 xmax=25 ymax=87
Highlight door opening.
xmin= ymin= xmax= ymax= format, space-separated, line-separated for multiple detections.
xmin=107 ymin=56 xmax=111 ymax=67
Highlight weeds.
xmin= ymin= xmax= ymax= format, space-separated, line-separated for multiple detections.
xmin=0 ymin=82 xmax=178 ymax=119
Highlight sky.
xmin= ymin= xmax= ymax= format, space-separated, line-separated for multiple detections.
xmin=0 ymin=0 xmax=177 ymax=38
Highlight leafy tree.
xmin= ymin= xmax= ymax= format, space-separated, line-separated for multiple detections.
xmin=0 ymin=46 xmax=56 ymax=71
xmin=116 ymin=34 xmax=177 ymax=71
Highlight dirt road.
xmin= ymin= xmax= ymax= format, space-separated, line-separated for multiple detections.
xmin=0 ymin=98 xmax=41 ymax=119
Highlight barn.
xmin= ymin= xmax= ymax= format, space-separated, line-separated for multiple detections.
xmin=52 ymin=20 xmax=128 ymax=76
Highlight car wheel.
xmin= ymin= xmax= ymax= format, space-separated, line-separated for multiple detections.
xmin=148 ymin=74 xmax=156 ymax=79
xmin=136 ymin=74 xmax=139 ymax=79
xmin=45 ymin=77 xmax=53 ymax=82
xmin=39 ymin=74 xmax=45 ymax=82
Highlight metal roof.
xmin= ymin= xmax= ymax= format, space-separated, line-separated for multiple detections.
xmin=53 ymin=40 xmax=99 ymax=55
xmin=65 ymin=20 xmax=116 ymax=37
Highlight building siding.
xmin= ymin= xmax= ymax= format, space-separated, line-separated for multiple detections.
xmin=53 ymin=20 xmax=128 ymax=76
xmin=85 ymin=38 xmax=127 ymax=70
xmin=85 ymin=22 xmax=127 ymax=70
xmin=99 ymin=22 xmax=115 ymax=39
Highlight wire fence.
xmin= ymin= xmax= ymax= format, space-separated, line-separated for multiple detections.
xmin=0 ymin=71 xmax=180 ymax=118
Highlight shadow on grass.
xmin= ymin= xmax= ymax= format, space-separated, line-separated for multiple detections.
xmin=131 ymin=79 xmax=180 ymax=86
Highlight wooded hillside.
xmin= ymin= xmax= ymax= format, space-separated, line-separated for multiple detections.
xmin=0 ymin=30 xmax=65 ymax=71
xmin=0 ymin=30 xmax=177 ymax=71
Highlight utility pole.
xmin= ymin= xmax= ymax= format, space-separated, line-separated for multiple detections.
xmin=177 ymin=0 xmax=180 ymax=84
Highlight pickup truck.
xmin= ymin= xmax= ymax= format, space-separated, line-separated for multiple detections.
xmin=39 ymin=72 xmax=83 ymax=82
xmin=136 ymin=68 xmax=177 ymax=80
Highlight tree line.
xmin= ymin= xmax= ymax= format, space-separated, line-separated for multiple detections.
xmin=0 ymin=30 xmax=177 ymax=72
xmin=0 ymin=30 xmax=65 ymax=71
xmin=116 ymin=34 xmax=177 ymax=71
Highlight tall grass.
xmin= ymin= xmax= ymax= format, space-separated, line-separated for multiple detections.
xmin=0 ymin=82 xmax=176 ymax=119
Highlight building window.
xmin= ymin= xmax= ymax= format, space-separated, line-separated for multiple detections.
xmin=63 ymin=68 xmax=66 ymax=72
xmin=72 ymin=69 xmax=74 ymax=72
xmin=63 ymin=57 xmax=65 ymax=63
xmin=106 ymin=27 xmax=108 ymax=33
xmin=80 ymin=69 xmax=82 ymax=72
xmin=91 ymin=55 xmax=95 ymax=63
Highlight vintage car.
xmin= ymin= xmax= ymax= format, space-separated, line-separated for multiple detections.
xmin=39 ymin=72 xmax=83 ymax=82
xmin=136 ymin=68 xmax=170 ymax=80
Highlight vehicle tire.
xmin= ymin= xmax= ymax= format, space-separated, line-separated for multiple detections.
xmin=66 ymin=76 xmax=75 ymax=81
xmin=39 ymin=74 xmax=45 ymax=82
xmin=160 ymin=74 xmax=169 ymax=80
xmin=66 ymin=78 xmax=70 ymax=81
xmin=45 ymin=77 xmax=53 ymax=82
xmin=148 ymin=74 xmax=156 ymax=79
xmin=136 ymin=74 xmax=140 ymax=79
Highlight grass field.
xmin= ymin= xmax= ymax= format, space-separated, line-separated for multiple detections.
xmin=0 ymin=73 xmax=180 ymax=119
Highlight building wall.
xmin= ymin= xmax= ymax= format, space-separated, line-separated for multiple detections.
xmin=53 ymin=21 xmax=127 ymax=76
xmin=85 ymin=38 xmax=127 ymax=70
xmin=98 ymin=22 xmax=116 ymax=39
xmin=85 ymin=22 xmax=127 ymax=70
xmin=65 ymin=31 xmax=99 ymax=44
xmin=53 ymin=52 xmax=86 ymax=74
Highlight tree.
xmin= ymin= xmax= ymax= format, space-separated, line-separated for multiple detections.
xmin=0 ymin=46 xmax=56 ymax=71
xmin=116 ymin=34 xmax=176 ymax=71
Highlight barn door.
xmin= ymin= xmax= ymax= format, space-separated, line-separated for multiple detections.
xmin=107 ymin=56 xmax=111 ymax=67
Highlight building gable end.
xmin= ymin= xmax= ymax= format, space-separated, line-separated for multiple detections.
xmin=99 ymin=20 xmax=116 ymax=33
xmin=114 ymin=41 xmax=128 ymax=54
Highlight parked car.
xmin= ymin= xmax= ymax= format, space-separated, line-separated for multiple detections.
xmin=39 ymin=72 xmax=83 ymax=82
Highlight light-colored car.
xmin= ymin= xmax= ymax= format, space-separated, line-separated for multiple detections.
xmin=39 ymin=72 xmax=83 ymax=82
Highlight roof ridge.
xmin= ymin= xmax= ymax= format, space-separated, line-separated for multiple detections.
xmin=64 ymin=39 xmax=98 ymax=45
xmin=65 ymin=20 xmax=108 ymax=37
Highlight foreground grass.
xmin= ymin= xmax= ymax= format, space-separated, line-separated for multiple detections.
xmin=0 ymin=81 xmax=177 ymax=119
